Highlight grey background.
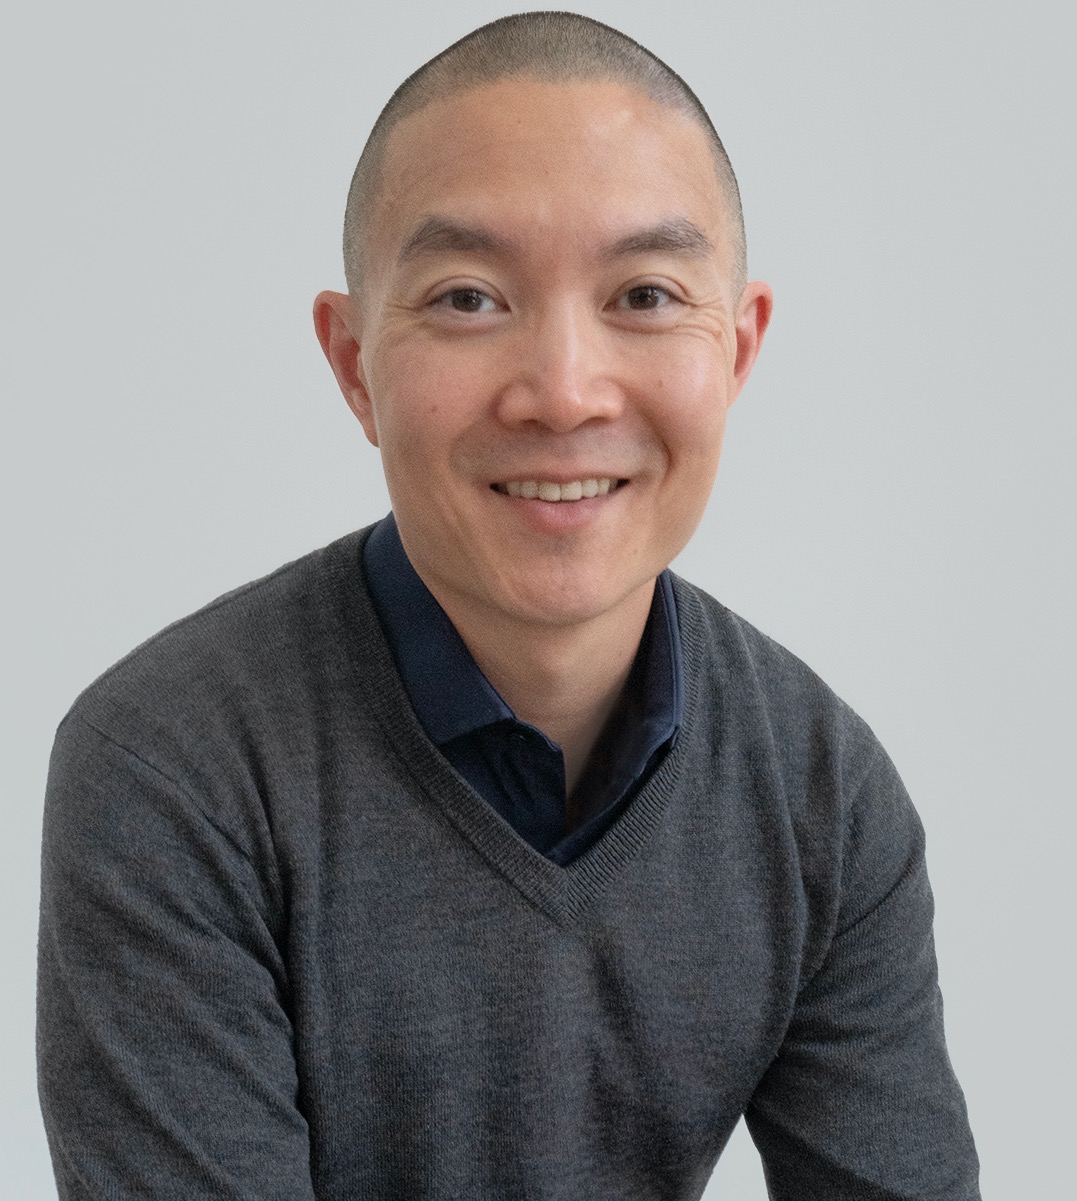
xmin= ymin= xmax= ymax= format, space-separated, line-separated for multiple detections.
xmin=3 ymin=1 xmax=1072 ymax=1196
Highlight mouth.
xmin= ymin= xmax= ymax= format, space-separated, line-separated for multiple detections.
xmin=491 ymin=477 xmax=626 ymax=502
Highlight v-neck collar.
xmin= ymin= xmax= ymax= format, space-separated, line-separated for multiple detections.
xmin=336 ymin=526 xmax=711 ymax=926
xmin=361 ymin=513 xmax=684 ymax=862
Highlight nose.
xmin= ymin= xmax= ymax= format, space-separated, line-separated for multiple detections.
xmin=495 ymin=302 xmax=623 ymax=433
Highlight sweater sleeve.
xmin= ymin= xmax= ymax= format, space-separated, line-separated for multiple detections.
xmin=743 ymin=749 xmax=981 ymax=1200
xmin=37 ymin=714 xmax=317 ymax=1201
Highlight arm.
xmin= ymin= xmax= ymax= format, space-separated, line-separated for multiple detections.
xmin=745 ymin=753 xmax=980 ymax=1200
xmin=38 ymin=715 xmax=317 ymax=1201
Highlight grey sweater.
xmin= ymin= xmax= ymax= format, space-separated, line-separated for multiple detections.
xmin=38 ymin=528 xmax=980 ymax=1200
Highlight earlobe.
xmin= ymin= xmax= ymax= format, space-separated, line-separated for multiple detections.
xmin=313 ymin=290 xmax=380 ymax=447
xmin=731 ymin=281 xmax=774 ymax=400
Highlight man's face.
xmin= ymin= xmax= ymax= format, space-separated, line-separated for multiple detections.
xmin=329 ymin=77 xmax=769 ymax=639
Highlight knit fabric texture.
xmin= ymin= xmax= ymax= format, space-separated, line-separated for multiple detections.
xmin=37 ymin=527 xmax=980 ymax=1200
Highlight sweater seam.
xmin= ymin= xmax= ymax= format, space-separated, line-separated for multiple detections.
xmin=833 ymin=748 xmax=924 ymax=942
xmin=71 ymin=714 xmax=279 ymax=916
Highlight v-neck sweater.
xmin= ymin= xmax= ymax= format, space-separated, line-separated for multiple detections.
xmin=38 ymin=526 xmax=980 ymax=1200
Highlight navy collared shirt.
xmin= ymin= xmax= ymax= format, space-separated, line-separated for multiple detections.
xmin=362 ymin=515 xmax=683 ymax=866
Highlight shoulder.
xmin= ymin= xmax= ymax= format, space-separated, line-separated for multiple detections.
xmin=672 ymin=575 xmax=919 ymax=868
xmin=54 ymin=528 xmax=374 ymax=790
xmin=671 ymin=573 xmax=875 ymax=761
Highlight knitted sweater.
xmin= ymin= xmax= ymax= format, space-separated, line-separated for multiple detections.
xmin=38 ymin=528 xmax=980 ymax=1200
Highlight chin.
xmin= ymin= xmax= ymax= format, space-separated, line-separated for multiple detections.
xmin=497 ymin=572 xmax=654 ymax=632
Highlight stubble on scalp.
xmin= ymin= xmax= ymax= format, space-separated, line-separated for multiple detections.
xmin=342 ymin=12 xmax=748 ymax=302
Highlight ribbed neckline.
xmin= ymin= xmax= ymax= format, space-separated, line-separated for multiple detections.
xmin=323 ymin=526 xmax=715 ymax=927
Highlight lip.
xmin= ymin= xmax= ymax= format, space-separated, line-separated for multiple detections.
xmin=488 ymin=476 xmax=629 ymax=535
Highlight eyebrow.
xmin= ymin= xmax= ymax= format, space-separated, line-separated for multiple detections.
xmin=601 ymin=218 xmax=715 ymax=261
xmin=396 ymin=214 xmax=715 ymax=265
xmin=398 ymin=217 xmax=515 ymax=263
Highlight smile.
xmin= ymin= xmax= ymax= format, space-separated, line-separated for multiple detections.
xmin=493 ymin=478 xmax=623 ymax=502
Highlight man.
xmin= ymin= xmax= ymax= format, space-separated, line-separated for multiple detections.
xmin=37 ymin=12 xmax=980 ymax=1200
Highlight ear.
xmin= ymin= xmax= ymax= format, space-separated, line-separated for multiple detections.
xmin=313 ymin=290 xmax=379 ymax=447
xmin=730 ymin=280 xmax=774 ymax=404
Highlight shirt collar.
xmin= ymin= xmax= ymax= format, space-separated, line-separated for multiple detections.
xmin=362 ymin=512 xmax=682 ymax=750
xmin=363 ymin=514 xmax=511 ymax=743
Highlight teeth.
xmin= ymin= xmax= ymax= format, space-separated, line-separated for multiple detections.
xmin=501 ymin=478 xmax=618 ymax=502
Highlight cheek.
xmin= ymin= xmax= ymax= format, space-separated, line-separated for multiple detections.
xmin=365 ymin=351 xmax=462 ymax=460
xmin=648 ymin=349 xmax=731 ymax=460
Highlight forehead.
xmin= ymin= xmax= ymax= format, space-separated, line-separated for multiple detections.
xmin=366 ymin=76 xmax=731 ymax=277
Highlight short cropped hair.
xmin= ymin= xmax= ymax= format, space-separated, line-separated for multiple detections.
xmin=343 ymin=11 xmax=747 ymax=298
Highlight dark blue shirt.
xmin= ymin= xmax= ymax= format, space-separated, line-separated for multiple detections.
xmin=362 ymin=515 xmax=682 ymax=865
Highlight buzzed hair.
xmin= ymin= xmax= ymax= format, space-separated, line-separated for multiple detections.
xmin=343 ymin=11 xmax=747 ymax=298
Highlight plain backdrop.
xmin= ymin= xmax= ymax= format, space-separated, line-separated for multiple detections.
xmin=3 ymin=2 xmax=1072 ymax=1196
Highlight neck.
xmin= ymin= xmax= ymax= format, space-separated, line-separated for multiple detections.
xmin=439 ymin=584 xmax=656 ymax=795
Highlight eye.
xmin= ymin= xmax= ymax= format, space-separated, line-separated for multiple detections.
xmin=618 ymin=284 xmax=674 ymax=311
xmin=431 ymin=287 xmax=498 ymax=314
